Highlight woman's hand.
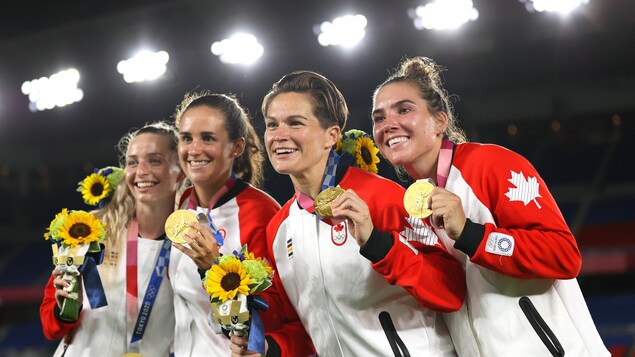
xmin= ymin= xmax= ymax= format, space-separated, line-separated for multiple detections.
xmin=172 ymin=221 xmax=221 ymax=270
xmin=428 ymin=187 xmax=466 ymax=241
xmin=331 ymin=189 xmax=374 ymax=246
xmin=230 ymin=335 xmax=266 ymax=356
xmin=51 ymin=268 xmax=83 ymax=309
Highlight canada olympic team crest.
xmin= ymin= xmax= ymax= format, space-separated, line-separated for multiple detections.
xmin=331 ymin=221 xmax=348 ymax=246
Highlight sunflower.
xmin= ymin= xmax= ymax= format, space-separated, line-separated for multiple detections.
xmin=355 ymin=136 xmax=380 ymax=174
xmin=204 ymin=257 xmax=254 ymax=303
xmin=57 ymin=211 xmax=107 ymax=247
xmin=79 ymin=173 xmax=111 ymax=206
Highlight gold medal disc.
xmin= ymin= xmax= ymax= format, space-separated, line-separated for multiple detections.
xmin=404 ymin=180 xmax=435 ymax=218
xmin=314 ymin=187 xmax=345 ymax=218
xmin=164 ymin=209 xmax=198 ymax=244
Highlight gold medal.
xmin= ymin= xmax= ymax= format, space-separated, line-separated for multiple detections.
xmin=404 ymin=179 xmax=435 ymax=218
xmin=164 ymin=209 xmax=198 ymax=244
xmin=314 ymin=187 xmax=345 ymax=218
xmin=123 ymin=354 xmax=142 ymax=357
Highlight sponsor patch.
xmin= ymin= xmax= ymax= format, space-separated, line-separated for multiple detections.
xmin=485 ymin=233 xmax=514 ymax=256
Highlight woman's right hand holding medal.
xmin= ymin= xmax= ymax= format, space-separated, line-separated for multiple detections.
xmin=405 ymin=179 xmax=466 ymax=241
xmin=331 ymin=189 xmax=374 ymax=246
xmin=427 ymin=187 xmax=466 ymax=241
xmin=172 ymin=221 xmax=221 ymax=270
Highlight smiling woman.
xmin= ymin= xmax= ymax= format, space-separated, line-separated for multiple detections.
xmin=371 ymin=56 xmax=610 ymax=356
xmin=40 ymin=121 xmax=183 ymax=356
xmin=238 ymin=70 xmax=467 ymax=357
xmin=167 ymin=91 xmax=307 ymax=356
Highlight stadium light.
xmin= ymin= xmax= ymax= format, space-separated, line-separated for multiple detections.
xmin=211 ymin=33 xmax=264 ymax=65
xmin=410 ymin=0 xmax=479 ymax=30
xmin=521 ymin=0 xmax=589 ymax=15
xmin=21 ymin=68 xmax=84 ymax=112
xmin=117 ymin=50 xmax=169 ymax=83
xmin=316 ymin=14 xmax=367 ymax=48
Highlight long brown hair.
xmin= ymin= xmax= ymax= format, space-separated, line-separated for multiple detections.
xmin=173 ymin=91 xmax=264 ymax=187
xmin=374 ymin=56 xmax=467 ymax=144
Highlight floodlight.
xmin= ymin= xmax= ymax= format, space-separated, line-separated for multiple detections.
xmin=316 ymin=14 xmax=367 ymax=48
xmin=117 ymin=50 xmax=169 ymax=83
xmin=211 ymin=33 xmax=264 ymax=65
xmin=21 ymin=68 xmax=83 ymax=112
xmin=410 ymin=0 xmax=478 ymax=30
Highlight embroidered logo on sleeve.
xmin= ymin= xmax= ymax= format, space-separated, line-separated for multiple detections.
xmin=505 ymin=170 xmax=542 ymax=209
xmin=485 ymin=233 xmax=514 ymax=256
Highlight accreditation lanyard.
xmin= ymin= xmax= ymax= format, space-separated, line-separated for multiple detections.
xmin=125 ymin=219 xmax=171 ymax=354
xmin=296 ymin=149 xmax=340 ymax=218
xmin=436 ymin=139 xmax=454 ymax=189
xmin=184 ymin=173 xmax=237 ymax=247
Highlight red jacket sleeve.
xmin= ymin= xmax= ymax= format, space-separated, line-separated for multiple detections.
xmin=453 ymin=143 xmax=581 ymax=279
xmin=346 ymin=168 xmax=466 ymax=313
xmin=367 ymin=232 xmax=466 ymax=313
xmin=40 ymin=275 xmax=80 ymax=340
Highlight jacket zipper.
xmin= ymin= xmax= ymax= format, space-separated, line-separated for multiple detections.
xmin=519 ymin=296 xmax=565 ymax=357
xmin=379 ymin=311 xmax=411 ymax=357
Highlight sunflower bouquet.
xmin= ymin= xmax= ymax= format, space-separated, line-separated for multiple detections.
xmin=335 ymin=129 xmax=380 ymax=174
xmin=45 ymin=208 xmax=108 ymax=321
xmin=204 ymin=244 xmax=273 ymax=354
xmin=77 ymin=166 xmax=124 ymax=207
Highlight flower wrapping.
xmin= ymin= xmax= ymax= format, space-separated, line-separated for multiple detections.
xmin=204 ymin=244 xmax=273 ymax=355
xmin=45 ymin=208 xmax=108 ymax=321
xmin=335 ymin=129 xmax=381 ymax=174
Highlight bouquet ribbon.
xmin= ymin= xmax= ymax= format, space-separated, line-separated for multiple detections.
xmin=80 ymin=249 xmax=107 ymax=309
xmin=247 ymin=295 xmax=269 ymax=355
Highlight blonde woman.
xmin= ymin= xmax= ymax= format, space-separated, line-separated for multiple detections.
xmin=41 ymin=122 xmax=184 ymax=356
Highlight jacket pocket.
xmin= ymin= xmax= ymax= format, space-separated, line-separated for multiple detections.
xmin=519 ymin=296 xmax=565 ymax=357
xmin=379 ymin=311 xmax=411 ymax=357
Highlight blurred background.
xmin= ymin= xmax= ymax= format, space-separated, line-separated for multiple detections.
xmin=1 ymin=0 xmax=634 ymax=355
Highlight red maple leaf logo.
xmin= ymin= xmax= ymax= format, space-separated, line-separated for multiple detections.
xmin=334 ymin=224 xmax=344 ymax=232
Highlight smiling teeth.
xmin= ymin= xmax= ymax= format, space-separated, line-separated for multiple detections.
xmin=275 ymin=149 xmax=296 ymax=154
xmin=388 ymin=137 xmax=408 ymax=147
xmin=137 ymin=182 xmax=155 ymax=188
xmin=190 ymin=161 xmax=208 ymax=167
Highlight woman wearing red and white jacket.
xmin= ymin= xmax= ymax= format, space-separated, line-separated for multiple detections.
xmin=41 ymin=122 xmax=182 ymax=356
xmin=371 ymin=56 xmax=609 ymax=356
xmin=230 ymin=70 xmax=465 ymax=357
xmin=170 ymin=92 xmax=313 ymax=357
